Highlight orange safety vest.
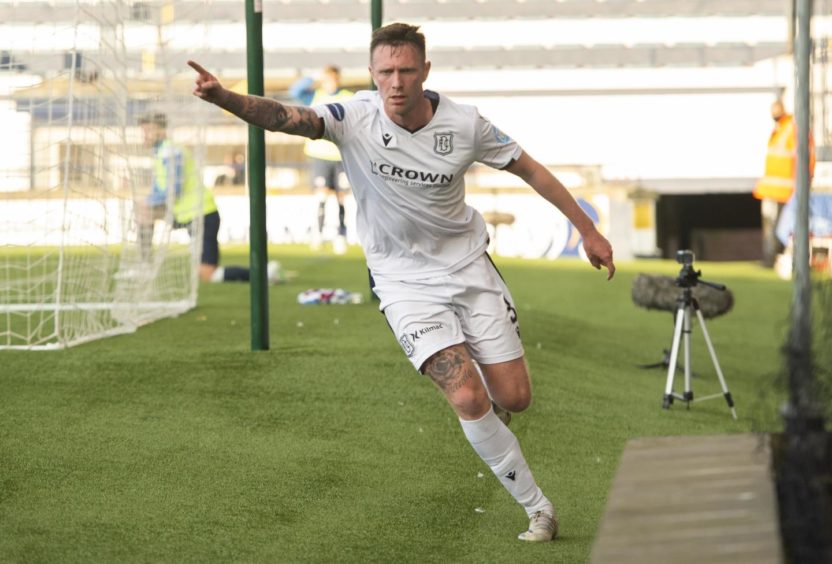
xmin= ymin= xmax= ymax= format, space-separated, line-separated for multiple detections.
xmin=754 ymin=114 xmax=816 ymax=203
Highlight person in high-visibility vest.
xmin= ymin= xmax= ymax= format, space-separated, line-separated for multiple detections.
xmin=753 ymin=99 xmax=815 ymax=267
xmin=134 ymin=113 xmax=281 ymax=284
xmin=290 ymin=66 xmax=354 ymax=254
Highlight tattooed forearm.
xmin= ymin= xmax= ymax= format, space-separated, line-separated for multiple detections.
xmin=292 ymin=107 xmax=325 ymax=137
xmin=425 ymin=347 xmax=474 ymax=395
xmin=218 ymin=91 xmax=322 ymax=137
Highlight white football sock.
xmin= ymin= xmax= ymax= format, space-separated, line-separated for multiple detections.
xmin=459 ymin=409 xmax=554 ymax=517
xmin=210 ymin=266 xmax=225 ymax=283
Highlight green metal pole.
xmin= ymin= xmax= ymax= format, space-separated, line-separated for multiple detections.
xmin=368 ymin=0 xmax=382 ymax=299
xmin=245 ymin=0 xmax=269 ymax=351
xmin=370 ymin=0 xmax=382 ymax=91
xmin=371 ymin=0 xmax=382 ymax=34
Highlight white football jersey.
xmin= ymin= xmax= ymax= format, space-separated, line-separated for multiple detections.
xmin=314 ymin=90 xmax=522 ymax=280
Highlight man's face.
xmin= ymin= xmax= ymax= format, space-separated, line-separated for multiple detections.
xmin=321 ymin=70 xmax=340 ymax=93
xmin=771 ymin=102 xmax=785 ymax=122
xmin=369 ymin=43 xmax=431 ymax=122
xmin=140 ymin=122 xmax=164 ymax=147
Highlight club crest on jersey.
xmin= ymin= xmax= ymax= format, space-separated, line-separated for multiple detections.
xmin=399 ymin=334 xmax=415 ymax=357
xmin=433 ymin=132 xmax=454 ymax=156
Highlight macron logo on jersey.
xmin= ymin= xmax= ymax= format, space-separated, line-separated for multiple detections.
xmin=370 ymin=160 xmax=454 ymax=187
xmin=326 ymin=103 xmax=345 ymax=121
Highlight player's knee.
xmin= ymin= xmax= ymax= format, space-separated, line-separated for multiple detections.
xmin=448 ymin=386 xmax=491 ymax=419
xmin=482 ymin=359 xmax=532 ymax=412
xmin=502 ymin=389 xmax=532 ymax=413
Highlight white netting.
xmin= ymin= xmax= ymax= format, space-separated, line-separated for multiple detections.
xmin=0 ymin=1 xmax=214 ymax=349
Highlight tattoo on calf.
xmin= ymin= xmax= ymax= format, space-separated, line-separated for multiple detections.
xmin=426 ymin=348 xmax=473 ymax=394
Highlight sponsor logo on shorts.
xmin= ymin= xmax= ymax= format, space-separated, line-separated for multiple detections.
xmin=398 ymin=323 xmax=444 ymax=358
xmin=409 ymin=323 xmax=444 ymax=342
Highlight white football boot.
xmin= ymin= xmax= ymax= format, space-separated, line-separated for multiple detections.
xmin=518 ymin=510 xmax=558 ymax=542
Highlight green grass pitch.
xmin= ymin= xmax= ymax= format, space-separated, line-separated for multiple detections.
xmin=0 ymin=246 xmax=802 ymax=563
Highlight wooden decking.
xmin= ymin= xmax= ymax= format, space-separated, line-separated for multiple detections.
xmin=590 ymin=434 xmax=783 ymax=564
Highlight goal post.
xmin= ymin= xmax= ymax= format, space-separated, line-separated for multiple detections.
xmin=0 ymin=1 xmax=217 ymax=350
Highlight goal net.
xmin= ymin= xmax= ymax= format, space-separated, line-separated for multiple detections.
xmin=0 ymin=1 xmax=216 ymax=349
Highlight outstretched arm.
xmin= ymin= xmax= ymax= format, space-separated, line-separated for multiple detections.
xmin=187 ymin=60 xmax=323 ymax=138
xmin=504 ymin=151 xmax=616 ymax=280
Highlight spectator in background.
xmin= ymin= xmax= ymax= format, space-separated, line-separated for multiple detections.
xmin=753 ymin=98 xmax=815 ymax=267
xmin=134 ymin=113 xmax=280 ymax=284
xmin=230 ymin=151 xmax=245 ymax=185
xmin=290 ymin=65 xmax=353 ymax=254
xmin=215 ymin=151 xmax=246 ymax=186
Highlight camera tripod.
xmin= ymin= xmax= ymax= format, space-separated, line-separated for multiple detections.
xmin=662 ymin=259 xmax=738 ymax=420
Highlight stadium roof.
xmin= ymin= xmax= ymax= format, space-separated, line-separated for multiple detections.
xmin=2 ymin=0 xmax=799 ymax=74
xmin=5 ymin=0 xmax=790 ymax=23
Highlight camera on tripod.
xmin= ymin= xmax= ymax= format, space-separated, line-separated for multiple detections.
xmin=676 ymin=249 xmax=694 ymax=266
xmin=674 ymin=249 xmax=703 ymax=289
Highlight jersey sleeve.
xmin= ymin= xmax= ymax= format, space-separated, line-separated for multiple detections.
xmin=474 ymin=112 xmax=523 ymax=169
xmin=313 ymin=95 xmax=369 ymax=146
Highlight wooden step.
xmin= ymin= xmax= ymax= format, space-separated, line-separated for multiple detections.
xmin=591 ymin=434 xmax=783 ymax=564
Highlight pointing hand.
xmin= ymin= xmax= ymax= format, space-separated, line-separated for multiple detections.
xmin=188 ymin=60 xmax=225 ymax=105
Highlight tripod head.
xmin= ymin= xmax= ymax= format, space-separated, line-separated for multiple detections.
xmin=674 ymin=250 xmax=726 ymax=291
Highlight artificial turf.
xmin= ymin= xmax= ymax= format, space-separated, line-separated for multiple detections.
xmin=0 ymin=246 xmax=805 ymax=563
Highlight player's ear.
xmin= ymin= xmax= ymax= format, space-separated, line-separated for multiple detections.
xmin=369 ymin=65 xmax=378 ymax=89
xmin=423 ymin=60 xmax=431 ymax=82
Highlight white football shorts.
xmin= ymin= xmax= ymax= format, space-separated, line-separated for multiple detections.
xmin=372 ymin=253 xmax=524 ymax=371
